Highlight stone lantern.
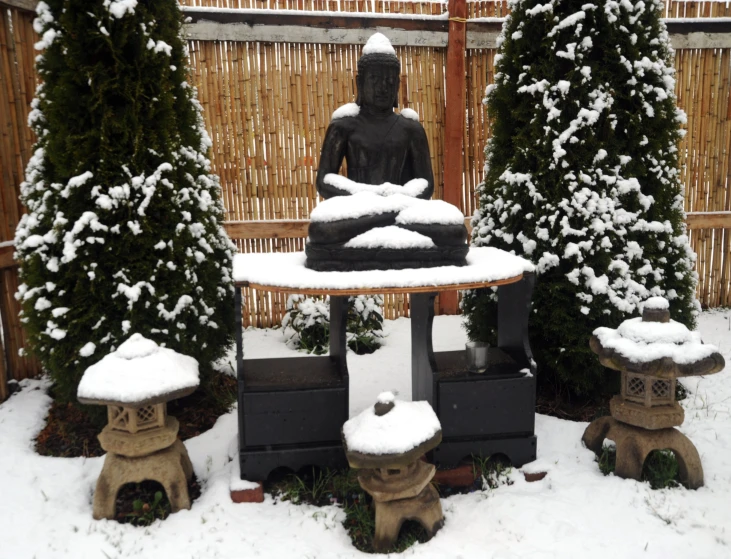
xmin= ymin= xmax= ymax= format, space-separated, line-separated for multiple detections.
xmin=342 ymin=392 xmax=444 ymax=552
xmin=77 ymin=334 xmax=200 ymax=519
xmin=582 ymin=297 xmax=725 ymax=488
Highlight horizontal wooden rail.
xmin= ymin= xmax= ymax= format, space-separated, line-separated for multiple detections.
xmin=0 ymin=0 xmax=36 ymax=10
xmin=224 ymin=219 xmax=310 ymax=239
xmin=0 ymin=246 xmax=16 ymax=270
xmin=224 ymin=212 xmax=731 ymax=240
xmin=686 ymin=211 xmax=731 ymax=230
xmin=183 ymin=9 xmax=731 ymax=49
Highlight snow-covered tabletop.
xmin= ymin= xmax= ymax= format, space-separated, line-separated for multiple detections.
xmin=77 ymin=334 xmax=200 ymax=407
xmin=233 ymin=247 xmax=534 ymax=294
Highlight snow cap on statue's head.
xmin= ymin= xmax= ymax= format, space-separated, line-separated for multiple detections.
xmin=362 ymin=33 xmax=397 ymax=56
xmin=358 ymin=33 xmax=400 ymax=75
xmin=357 ymin=33 xmax=400 ymax=108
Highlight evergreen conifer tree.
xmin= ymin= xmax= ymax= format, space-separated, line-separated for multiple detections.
xmin=463 ymin=0 xmax=698 ymax=395
xmin=15 ymin=0 xmax=235 ymax=403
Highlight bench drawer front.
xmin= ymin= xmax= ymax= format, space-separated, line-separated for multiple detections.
xmin=438 ymin=377 xmax=535 ymax=438
xmin=243 ymin=388 xmax=347 ymax=447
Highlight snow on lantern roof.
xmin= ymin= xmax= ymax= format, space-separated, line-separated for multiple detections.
xmin=643 ymin=296 xmax=670 ymax=310
xmin=343 ymin=397 xmax=441 ymax=457
xmin=77 ymin=334 xmax=200 ymax=406
xmin=362 ymin=32 xmax=397 ymax=56
xmin=591 ymin=301 xmax=725 ymax=377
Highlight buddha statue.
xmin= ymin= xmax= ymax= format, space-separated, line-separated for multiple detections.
xmin=305 ymin=33 xmax=469 ymax=272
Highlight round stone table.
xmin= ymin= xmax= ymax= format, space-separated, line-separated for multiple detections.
xmin=232 ymin=247 xmax=538 ymax=480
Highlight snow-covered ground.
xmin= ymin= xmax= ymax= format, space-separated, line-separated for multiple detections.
xmin=1 ymin=310 xmax=730 ymax=559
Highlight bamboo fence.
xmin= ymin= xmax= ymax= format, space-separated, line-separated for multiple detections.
xmin=0 ymin=0 xmax=730 ymax=397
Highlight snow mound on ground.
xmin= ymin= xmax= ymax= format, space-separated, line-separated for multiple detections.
xmin=343 ymin=398 xmax=440 ymax=455
xmin=77 ymin=334 xmax=199 ymax=403
xmin=344 ymin=226 xmax=435 ymax=250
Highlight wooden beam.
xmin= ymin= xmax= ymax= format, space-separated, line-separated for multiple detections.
xmin=0 ymin=246 xmax=15 ymax=270
xmin=182 ymin=10 xmax=731 ymax=50
xmin=186 ymin=21 xmax=448 ymax=47
xmin=223 ymin=213 xmax=731 ymax=239
xmin=441 ymin=0 xmax=468 ymax=316
xmin=224 ymin=219 xmax=310 ymax=239
xmin=686 ymin=211 xmax=731 ymax=230
xmin=182 ymin=9 xmax=449 ymax=31
xmin=0 ymin=0 xmax=37 ymax=11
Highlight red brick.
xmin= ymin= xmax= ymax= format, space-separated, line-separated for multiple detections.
xmin=523 ymin=471 xmax=547 ymax=482
xmin=433 ymin=464 xmax=477 ymax=488
xmin=231 ymin=483 xmax=264 ymax=503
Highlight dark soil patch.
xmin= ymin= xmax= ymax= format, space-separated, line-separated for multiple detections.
xmin=35 ymin=372 xmax=237 ymax=458
xmin=535 ymin=383 xmax=612 ymax=422
xmin=36 ymin=401 xmax=106 ymax=458
xmin=115 ymin=477 xmax=202 ymax=526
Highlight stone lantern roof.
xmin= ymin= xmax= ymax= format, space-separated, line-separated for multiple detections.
xmin=342 ymin=391 xmax=442 ymax=469
xmin=77 ymin=333 xmax=200 ymax=407
xmin=590 ymin=297 xmax=725 ymax=379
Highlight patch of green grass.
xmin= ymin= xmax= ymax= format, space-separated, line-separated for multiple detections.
xmin=267 ymin=467 xmax=430 ymax=554
xmin=597 ymin=446 xmax=681 ymax=489
xmin=471 ymin=454 xmax=514 ymax=490
xmin=642 ymin=450 xmax=681 ymax=489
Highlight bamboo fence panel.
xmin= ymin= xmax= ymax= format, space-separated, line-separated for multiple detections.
xmin=670 ymin=0 xmax=731 ymax=307
xmin=0 ymin=7 xmax=42 ymax=391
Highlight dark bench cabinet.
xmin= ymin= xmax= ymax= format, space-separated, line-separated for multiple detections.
xmin=236 ymin=292 xmax=350 ymax=480
xmin=411 ymin=274 xmax=537 ymax=469
xmin=234 ymin=270 xmax=537 ymax=481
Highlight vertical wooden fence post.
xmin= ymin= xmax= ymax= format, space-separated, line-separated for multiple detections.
xmin=440 ymin=0 xmax=467 ymax=315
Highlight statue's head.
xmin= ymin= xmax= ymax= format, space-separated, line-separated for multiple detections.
xmin=356 ymin=34 xmax=400 ymax=110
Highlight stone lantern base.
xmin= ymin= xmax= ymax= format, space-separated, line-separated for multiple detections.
xmin=582 ymin=416 xmax=703 ymax=489
xmin=93 ymin=439 xmax=194 ymax=520
xmin=357 ymin=461 xmax=444 ymax=553
xmin=91 ymin=405 xmax=194 ymax=520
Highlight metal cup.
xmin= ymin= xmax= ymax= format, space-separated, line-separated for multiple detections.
xmin=466 ymin=341 xmax=489 ymax=374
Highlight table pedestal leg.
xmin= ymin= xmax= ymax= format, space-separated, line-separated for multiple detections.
xmin=329 ymin=295 xmax=349 ymax=375
xmin=411 ymin=292 xmax=437 ymax=405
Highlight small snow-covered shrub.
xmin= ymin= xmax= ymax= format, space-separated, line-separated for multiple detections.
xmin=14 ymin=0 xmax=235 ymax=404
xmin=347 ymin=295 xmax=385 ymax=355
xmin=464 ymin=0 xmax=698 ymax=396
xmin=282 ymin=295 xmax=331 ymax=355
xmin=282 ymin=295 xmax=384 ymax=355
